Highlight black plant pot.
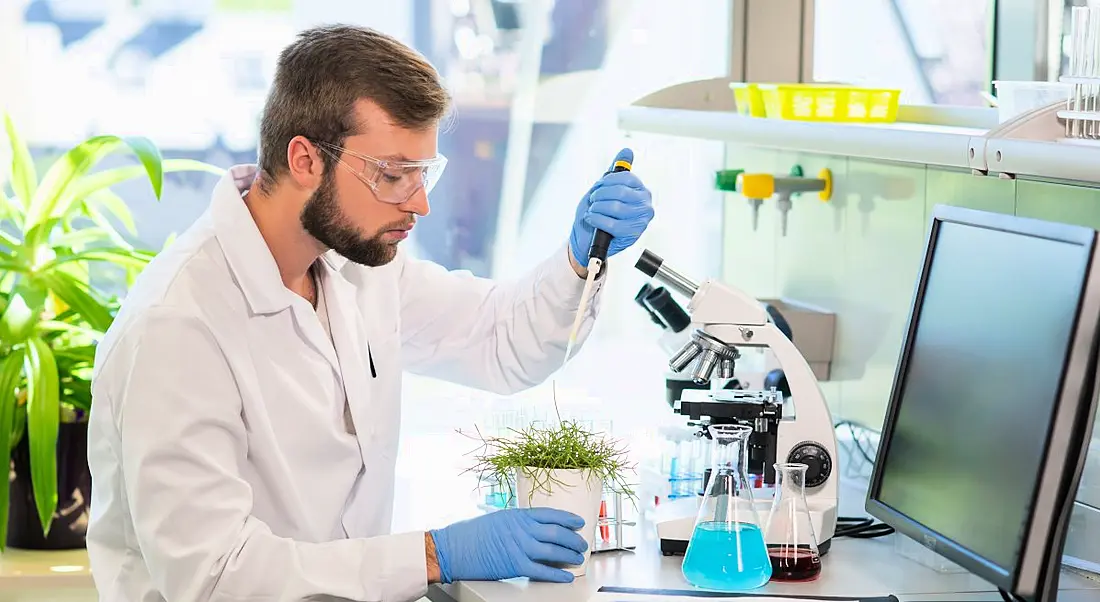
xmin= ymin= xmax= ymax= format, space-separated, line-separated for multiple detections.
xmin=7 ymin=421 xmax=92 ymax=550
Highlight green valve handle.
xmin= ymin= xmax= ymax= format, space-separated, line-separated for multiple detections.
xmin=715 ymin=169 xmax=744 ymax=192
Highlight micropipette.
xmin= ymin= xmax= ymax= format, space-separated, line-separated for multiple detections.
xmin=562 ymin=158 xmax=633 ymax=364
xmin=554 ymin=159 xmax=633 ymax=420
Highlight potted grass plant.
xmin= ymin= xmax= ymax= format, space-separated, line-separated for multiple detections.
xmin=0 ymin=112 xmax=223 ymax=551
xmin=464 ymin=417 xmax=635 ymax=576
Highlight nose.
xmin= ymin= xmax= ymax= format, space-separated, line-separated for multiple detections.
xmin=401 ymin=186 xmax=430 ymax=217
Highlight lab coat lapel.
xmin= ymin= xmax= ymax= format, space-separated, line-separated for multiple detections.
xmin=315 ymin=265 xmax=373 ymax=448
xmin=289 ymin=296 xmax=341 ymax=376
xmin=315 ymin=265 xmax=377 ymax=537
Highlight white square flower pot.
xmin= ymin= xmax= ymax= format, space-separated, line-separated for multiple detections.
xmin=515 ymin=468 xmax=604 ymax=577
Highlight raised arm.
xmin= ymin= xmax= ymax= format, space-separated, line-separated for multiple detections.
xmin=93 ymin=309 xmax=429 ymax=602
xmin=398 ymin=148 xmax=653 ymax=394
xmin=398 ymin=244 xmax=596 ymax=394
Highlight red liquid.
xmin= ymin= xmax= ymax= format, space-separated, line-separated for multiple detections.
xmin=767 ymin=545 xmax=822 ymax=582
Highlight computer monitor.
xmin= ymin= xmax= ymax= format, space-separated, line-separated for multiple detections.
xmin=866 ymin=205 xmax=1100 ymax=602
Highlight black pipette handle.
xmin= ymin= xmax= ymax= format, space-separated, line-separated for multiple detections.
xmin=588 ymin=159 xmax=633 ymax=264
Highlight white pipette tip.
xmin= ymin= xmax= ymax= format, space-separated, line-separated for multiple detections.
xmin=554 ymin=256 xmax=605 ymax=422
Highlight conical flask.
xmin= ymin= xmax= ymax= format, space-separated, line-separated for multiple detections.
xmin=763 ymin=462 xmax=822 ymax=582
xmin=682 ymin=425 xmax=772 ymax=591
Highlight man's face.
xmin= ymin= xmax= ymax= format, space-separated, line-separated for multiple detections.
xmin=300 ymin=100 xmax=438 ymax=267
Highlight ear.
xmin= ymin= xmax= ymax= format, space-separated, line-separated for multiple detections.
xmin=286 ymin=136 xmax=325 ymax=189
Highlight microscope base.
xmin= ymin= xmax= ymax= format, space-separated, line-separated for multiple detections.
xmin=659 ymin=533 xmax=834 ymax=557
xmin=654 ymin=501 xmax=837 ymax=557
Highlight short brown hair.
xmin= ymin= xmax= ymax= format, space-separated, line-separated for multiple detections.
xmin=256 ymin=24 xmax=451 ymax=186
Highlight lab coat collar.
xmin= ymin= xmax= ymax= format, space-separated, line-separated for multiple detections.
xmin=321 ymin=249 xmax=350 ymax=272
xmin=211 ymin=164 xmax=351 ymax=314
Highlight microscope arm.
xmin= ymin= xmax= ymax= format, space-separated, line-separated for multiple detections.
xmin=689 ymin=278 xmax=838 ymax=497
xmin=689 ymin=278 xmax=769 ymax=327
xmin=703 ymin=321 xmax=835 ymax=451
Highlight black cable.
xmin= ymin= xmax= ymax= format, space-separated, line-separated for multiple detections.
xmin=835 ymin=515 xmax=895 ymax=539
xmin=835 ymin=419 xmax=878 ymax=465
xmin=827 ymin=422 xmax=894 ymax=540
xmin=999 ymin=588 xmax=1025 ymax=602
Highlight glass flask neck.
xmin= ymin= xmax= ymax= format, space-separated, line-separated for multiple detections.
xmin=708 ymin=424 xmax=752 ymax=474
xmin=776 ymin=462 xmax=808 ymax=498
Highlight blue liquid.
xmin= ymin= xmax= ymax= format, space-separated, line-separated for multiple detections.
xmin=682 ymin=521 xmax=772 ymax=591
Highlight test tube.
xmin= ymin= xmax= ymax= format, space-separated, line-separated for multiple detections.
xmin=1087 ymin=8 xmax=1097 ymax=138
xmin=1071 ymin=7 xmax=1087 ymax=137
xmin=1092 ymin=7 xmax=1100 ymax=138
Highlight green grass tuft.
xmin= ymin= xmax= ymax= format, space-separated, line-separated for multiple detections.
xmin=462 ymin=419 xmax=635 ymax=503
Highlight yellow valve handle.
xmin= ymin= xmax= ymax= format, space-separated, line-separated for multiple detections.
xmin=818 ymin=168 xmax=833 ymax=202
xmin=737 ymin=173 xmax=775 ymax=199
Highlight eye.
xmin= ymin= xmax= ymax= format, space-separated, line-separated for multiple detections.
xmin=380 ymin=171 xmax=403 ymax=185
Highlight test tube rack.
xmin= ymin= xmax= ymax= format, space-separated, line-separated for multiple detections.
xmin=1060 ymin=6 xmax=1100 ymax=139
xmin=593 ymin=484 xmax=639 ymax=554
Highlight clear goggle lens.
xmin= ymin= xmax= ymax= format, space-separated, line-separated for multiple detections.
xmin=317 ymin=142 xmax=447 ymax=204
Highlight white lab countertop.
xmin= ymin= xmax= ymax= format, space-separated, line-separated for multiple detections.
xmin=3 ymin=447 xmax=1098 ymax=602
xmin=4 ymin=521 xmax=1100 ymax=602
xmin=432 ymin=525 xmax=1100 ymax=602
xmin=0 ymin=547 xmax=96 ymax=602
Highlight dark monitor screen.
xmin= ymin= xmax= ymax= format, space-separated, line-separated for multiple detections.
xmin=868 ymin=205 xmax=1100 ymax=600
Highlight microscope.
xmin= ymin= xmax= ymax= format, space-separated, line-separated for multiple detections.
xmin=634 ymin=250 xmax=839 ymax=556
xmin=634 ymin=281 xmax=795 ymax=407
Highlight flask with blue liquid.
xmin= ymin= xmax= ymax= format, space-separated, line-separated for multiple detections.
xmin=682 ymin=424 xmax=772 ymax=591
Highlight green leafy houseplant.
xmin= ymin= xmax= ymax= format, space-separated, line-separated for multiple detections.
xmin=0 ymin=112 xmax=223 ymax=551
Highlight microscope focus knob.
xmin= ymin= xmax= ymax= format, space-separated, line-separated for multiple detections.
xmin=787 ymin=442 xmax=832 ymax=488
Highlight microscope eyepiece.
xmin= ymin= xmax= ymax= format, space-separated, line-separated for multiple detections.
xmin=644 ymin=287 xmax=691 ymax=333
xmin=635 ymin=248 xmax=700 ymax=299
xmin=635 ymin=283 xmax=666 ymax=327
xmin=635 ymin=249 xmax=663 ymax=278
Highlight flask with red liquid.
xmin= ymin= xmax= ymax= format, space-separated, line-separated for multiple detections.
xmin=763 ymin=463 xmax=822 ymax=582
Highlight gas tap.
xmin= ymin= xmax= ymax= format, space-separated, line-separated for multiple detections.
xmin=736 ymin=166 xmax=833 ymax=235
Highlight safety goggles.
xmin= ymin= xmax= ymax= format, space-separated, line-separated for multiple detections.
xmin=315 ymin=141 xmax=447 ymax=205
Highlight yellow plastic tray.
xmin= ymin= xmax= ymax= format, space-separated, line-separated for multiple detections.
xmin=730 ymin=83 xmax=900 ymax=123
xmin=730 ymin=83 xmax=767 ymax=118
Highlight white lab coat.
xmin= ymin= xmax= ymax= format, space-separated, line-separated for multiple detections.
xmin=86 ymin=165 xmax=604 ymax=602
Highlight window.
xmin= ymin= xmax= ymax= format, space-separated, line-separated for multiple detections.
xmin=814 ymin=0 xmax=994 ymax=106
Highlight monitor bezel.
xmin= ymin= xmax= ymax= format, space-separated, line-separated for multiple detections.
xmin=866 ymin=204 xmax=1100 ymax=602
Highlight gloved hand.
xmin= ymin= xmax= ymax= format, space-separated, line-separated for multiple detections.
xmin=569 ymin=148 xmax=655 ymax=268
xmin=429 ymin=507 xmax=588 ymax=584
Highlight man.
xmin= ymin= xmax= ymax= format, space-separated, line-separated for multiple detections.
xmin=86 ymin=24 xmax=654 ymax=602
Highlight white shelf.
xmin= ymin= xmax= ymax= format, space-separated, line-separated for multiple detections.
xmin=618 ymin=77 xmax=1100 ymax=185
xmin=618 ymin=106 xmax=984 ymax=169
xmin=619 ymin=103 xmax=1100 ymax=185
xmin=984 ymin=138 xmax=1100 ymax=184
xmin=980 ymin=102 xmax=1100 ymax=184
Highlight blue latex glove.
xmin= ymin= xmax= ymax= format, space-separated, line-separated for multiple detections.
xmin=569 ymin=148 xmax=655 ymax=268
xmin=429 ymin=508 xmax=588 ymax=584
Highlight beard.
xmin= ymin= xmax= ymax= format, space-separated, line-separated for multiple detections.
xmin=299 ymin=170 xmax=408 ymax=267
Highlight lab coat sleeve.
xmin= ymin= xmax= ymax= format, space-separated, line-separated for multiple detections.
xmin=398 ymin=243 xmax=603 ymax=394
xmin=108 ymin=307 xmax=429 ymax=602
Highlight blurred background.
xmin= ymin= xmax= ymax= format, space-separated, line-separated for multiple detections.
xmin=0 ymin=0 xmax=1079 ymax=530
